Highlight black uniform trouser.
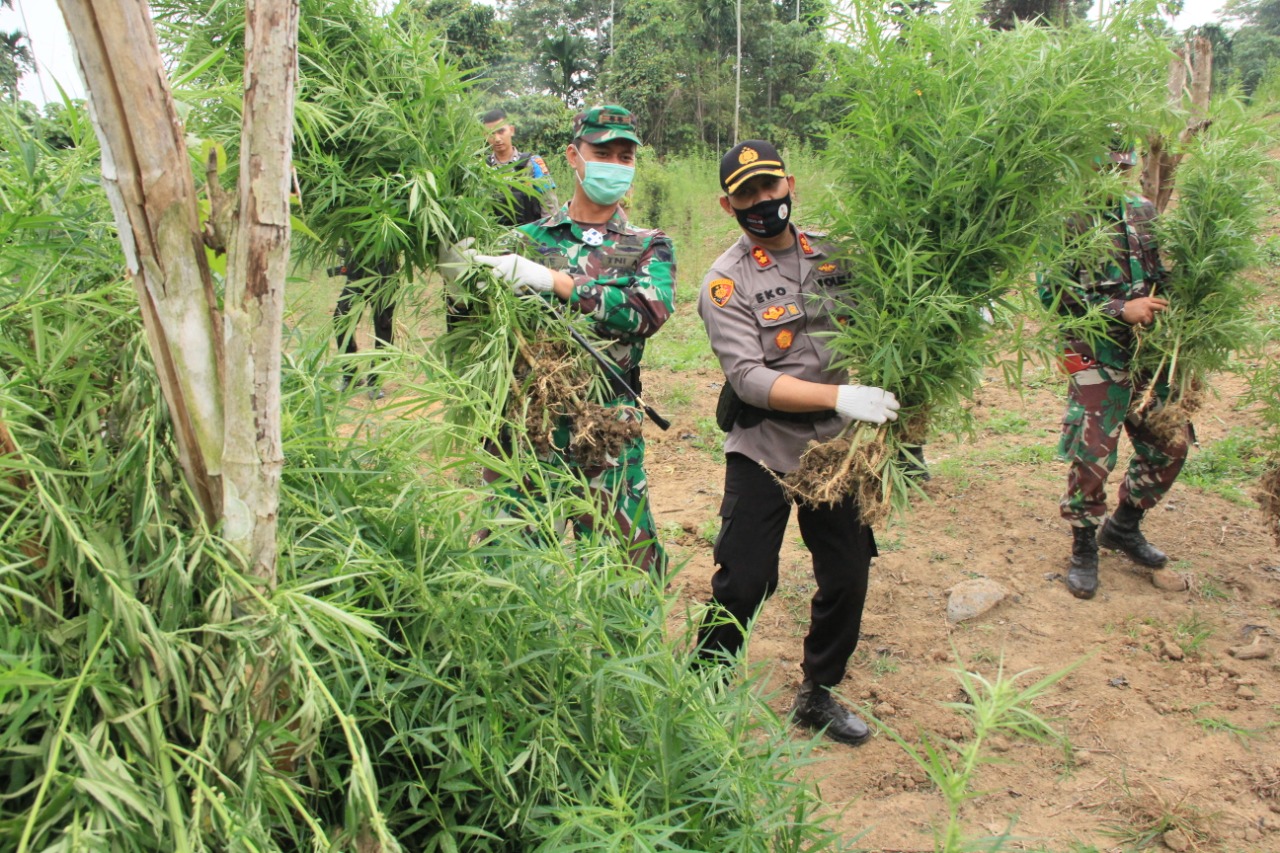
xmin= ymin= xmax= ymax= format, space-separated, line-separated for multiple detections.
xmin=333 ymin=261 xmax=398 ymax=374
xmin=698 ymin=452 xmax=876 ymax=688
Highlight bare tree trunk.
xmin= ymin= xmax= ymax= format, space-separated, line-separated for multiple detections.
xmin=222 ymin=0 xmax=298 ymax=586
xmin=60 ymin=0 xmax=299 ymax=588
xmin=1142 ymin=37 xmax=1213 ymax=213
xmin=58 ymin=0 xmax=225 ymax=523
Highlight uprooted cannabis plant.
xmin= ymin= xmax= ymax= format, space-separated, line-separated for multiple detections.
xmin=1127 ymin=123 xmax=1271 ymax=437
xmin=801 ymin=1 xmax=1169 ymax=524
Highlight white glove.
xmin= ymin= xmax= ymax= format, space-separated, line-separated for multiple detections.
xmin=471 ymin=252 xmax=555 ymax=294
xmin=437 ymin=237 xmax=475 ymax=289
xmin=835 ymin=384 xmax=900 ymax=425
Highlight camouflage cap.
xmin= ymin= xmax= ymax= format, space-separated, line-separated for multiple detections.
xmin=573 ymin=105 xmax=641 ymax=145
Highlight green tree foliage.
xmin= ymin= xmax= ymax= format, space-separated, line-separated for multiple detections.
xmin=1196 ymin=0 xmax=1280 ymax=95
xmin=537 ymin=26 xmax=595 ymax=106
xmin=402 ymin=0 xmax=511 ymax=86
xmin=600 ymin=0 xmax=831 ymax=151
xmin=0 ymin=0 xmax=32 ymax=104
xmin=501 ymin=0 xmax=613 ymax=65
xmin=1228 ymin=24 xmax=1280 ymax=93
xmin=1225 ymin=0 xmax=1280 ymax=32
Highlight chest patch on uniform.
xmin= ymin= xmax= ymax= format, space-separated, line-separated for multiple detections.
xmin=816 ymin=273 xmax=851 ymax=288
xmin=539 ymin=251 xmax=570 ymax=271
xmin=817 ymin=262 xmax=837 ymax=273
xmin=775 ymin=329 xmax=795 ymax=350
xmin=798 ymin=232 xmax=815 ymax=255
xmin=752 ymin=247 xmax=772 ymax=268
xmin=758 ymin=299 xmax=803 ymax=327
xmin=708 ymin=277 xmax=735 ymax=308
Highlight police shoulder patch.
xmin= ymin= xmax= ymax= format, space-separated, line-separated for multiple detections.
xmin=708 ymin=277 xmax=735 ymax=308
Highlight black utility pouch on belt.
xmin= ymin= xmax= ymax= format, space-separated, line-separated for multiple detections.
xmin=715 ymin=381 xmax=744 ymax=432
xmin=716 ymin=379 xmax=837 ymax=432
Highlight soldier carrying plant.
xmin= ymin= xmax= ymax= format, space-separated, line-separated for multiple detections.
xmin=1039 ymin=140 xmax=1189 ymax=600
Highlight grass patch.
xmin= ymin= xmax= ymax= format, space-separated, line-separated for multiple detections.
xmin=982 ymin=412 xmax=1034 ymax=436
xmin=1194 ymin=715 xmax=1274 ymax=744
xmin=646 ymin=309 xmax=715 ymax=372
xmin=1173 ymin=611 xmax=1214 ymax=658
xmin=1103 ymin=777 xmax=1217 ymax=850
xmin=1181 ymin=427 xmax=1269 ymax=506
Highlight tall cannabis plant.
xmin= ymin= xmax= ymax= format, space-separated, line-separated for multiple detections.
xmin=802 ymin=0 xmax=1169 ymax=523
xmin=1129 ymin=123 xmax=1270 ymax=430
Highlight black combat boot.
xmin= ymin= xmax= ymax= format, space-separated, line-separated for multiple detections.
xmin=790 ymin=681 xmax=870 ymax=746
xmin=1098 ymin=502 xmax=1168 ymax=568
xmin=1067 ymin=526 xmax=1099 ymax=600
xmin=898 ymin=445 xmax=931 ymax=482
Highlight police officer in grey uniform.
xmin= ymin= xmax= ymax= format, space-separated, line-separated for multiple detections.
xmin=696 ymin=140 xmax=900 ymax=746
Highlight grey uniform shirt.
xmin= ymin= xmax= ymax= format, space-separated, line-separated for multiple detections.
xmin=697 ymin=229 xmax=854 ymax=474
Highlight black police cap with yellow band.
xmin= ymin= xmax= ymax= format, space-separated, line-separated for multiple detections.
xmin=720 ymin=140 xmax=788 ymax=195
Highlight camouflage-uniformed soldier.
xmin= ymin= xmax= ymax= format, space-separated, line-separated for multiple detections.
xmin=697 ymin=140 xmax=899 ymax=746
xmin=1039 ymin=143 xmax=1189 ymax=600
xmin=481 ymin=108 xmax=559 ymax=227
xmin=459 ymin=105 xmax=675 ymax=574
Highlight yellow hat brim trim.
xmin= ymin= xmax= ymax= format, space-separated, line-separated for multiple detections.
xmin=724 ymin=162 xmax=786 ymax=194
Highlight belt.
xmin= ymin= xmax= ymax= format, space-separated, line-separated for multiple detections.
xmin=605 ymin=365 xmax=641 ymax=401
xmin=738 ymin=403 xmax=837 ymax=427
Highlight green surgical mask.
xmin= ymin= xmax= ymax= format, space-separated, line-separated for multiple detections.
xmin=577 ymin=161 xmax=634 ymax=205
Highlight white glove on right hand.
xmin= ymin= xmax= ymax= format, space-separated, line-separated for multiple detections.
xmin=835 ymin=384 xmax=900 ymax=425
xmin=471 ymin=252 xmax=555 ymax=294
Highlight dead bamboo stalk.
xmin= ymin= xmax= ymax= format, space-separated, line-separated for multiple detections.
xmin=57 ymin=0 xmax=224 ymax=522
xmin=221 ymin=0 xmax=298 ymax=586
xmin=1142 ymin=36 xmax=1214 ymax=213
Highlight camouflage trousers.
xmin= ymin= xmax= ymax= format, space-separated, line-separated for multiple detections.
xmin=482 ymin=402 xmax=666 ymax=575
xmin=1057 ymin=364 xmax=1190 ymax=528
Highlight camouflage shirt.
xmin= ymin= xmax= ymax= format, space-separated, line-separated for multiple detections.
xmin=1039 ymin=193 xmax=1166 ymax=369
xmin=516 ymin=205 xmax=676 ymax=375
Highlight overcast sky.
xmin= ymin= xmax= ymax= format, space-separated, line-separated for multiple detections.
xmin=0 ymin=0 xmax=1237 ymax=107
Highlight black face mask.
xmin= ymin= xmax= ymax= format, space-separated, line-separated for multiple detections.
xmin=734 ymin=192 xmax=792 ymax=238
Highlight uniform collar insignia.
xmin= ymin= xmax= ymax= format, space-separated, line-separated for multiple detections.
xmin=751 ymin=246 xmax=772 ymax=268
xmin=797 ymin=232 xmax=815 ymax=255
